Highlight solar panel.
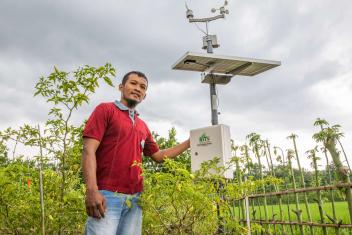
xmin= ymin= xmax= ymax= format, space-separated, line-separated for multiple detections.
xmin=172 ymin=51 xmax=281 ymax=76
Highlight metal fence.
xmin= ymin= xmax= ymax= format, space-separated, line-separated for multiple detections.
xmin=235 ymin=183 xmax=352 ymax=235
xmin=230 ymin=137 xmax=352 ymax=235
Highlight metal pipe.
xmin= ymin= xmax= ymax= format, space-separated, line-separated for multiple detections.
xmin=244 ymin=176 xmax=251 ymax=235
xmin=189 ymin=14 xmax=225 ymax=23
xmin=37 ymin=125 xmax=45 ymax=235
xmin=205 ymin=25 xmax=219 ymax=125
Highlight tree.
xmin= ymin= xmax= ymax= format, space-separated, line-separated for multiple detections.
xmin=314 ymin=119 xmax=351 ymax=173
xmin=0 ymin=63 xmax=116 ymax=234
xmin=313 ymin=124 xmax=352 ymax=225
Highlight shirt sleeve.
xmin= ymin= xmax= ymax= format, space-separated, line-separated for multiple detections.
xmin=83 ymin=103 xmax=110 ymax=142
xmin=143 ymin=128 xmax=160 ymax=157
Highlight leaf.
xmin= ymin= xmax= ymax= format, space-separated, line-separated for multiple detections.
xmin=125 ymin=198 xmax=132 ymax=208
xmin=103 ymin=76 xmax=114 ymax=87
xmin=176 ymin=183 xmax=182 ymax=191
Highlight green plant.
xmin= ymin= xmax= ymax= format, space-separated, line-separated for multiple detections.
xmin=0 ymin=63 xmax=115 ymax=234
xmin=313 ymin=124 xmax=352 ymax=226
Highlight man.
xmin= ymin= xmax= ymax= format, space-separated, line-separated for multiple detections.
xmin=82 ymin=71 xmax=190 ymax=235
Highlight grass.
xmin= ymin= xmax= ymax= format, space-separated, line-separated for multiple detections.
xmin=249 ymin=201 xmax=350 ymax=224
xmin=231 ymin=200 xmax=351 ymax=234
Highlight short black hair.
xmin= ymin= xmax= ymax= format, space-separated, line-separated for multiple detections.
xmin=122 ymin=71 xmax=148 ymax=85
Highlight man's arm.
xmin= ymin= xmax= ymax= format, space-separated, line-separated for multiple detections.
xmin=82 ymin=138 xmax=106 ymax=219
xmin=151 ymin=139 xmax=190 ymax=163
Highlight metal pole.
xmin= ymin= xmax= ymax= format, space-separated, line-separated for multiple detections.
xmin=205 ymin=22 xmax=219 ymax=126
xmin=37 ymin=125 xmax=45 ymax=235
xmin=244 ymin=176 xmax=251 ymax=235
xmin=210 ymin=83 xmax=218 ymax=125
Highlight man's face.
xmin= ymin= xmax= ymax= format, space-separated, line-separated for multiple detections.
xmin=119 ymin=74 xmax=147 ymax=107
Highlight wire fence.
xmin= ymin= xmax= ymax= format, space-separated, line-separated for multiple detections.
xmin=233 ymin=183 xmax=352 ymax=234
xmin=228 ymin=141 xmax=352 ymax=235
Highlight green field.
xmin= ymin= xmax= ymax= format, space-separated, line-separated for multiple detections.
xmin=233 ymin=201 xmax=351 ymax=234
xmin=249 ymin=201 xmax=350 ymax=224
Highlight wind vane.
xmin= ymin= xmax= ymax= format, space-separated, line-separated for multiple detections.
xmin=185 ymin=0 xmax=229 ymax=53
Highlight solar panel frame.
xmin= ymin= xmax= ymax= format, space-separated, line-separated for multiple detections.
xmin=172 ymin=51 xmax=281 ymax=76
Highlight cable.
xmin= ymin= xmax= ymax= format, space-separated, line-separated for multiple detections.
xmin=194 ymin=22 xmax=207 ymax=35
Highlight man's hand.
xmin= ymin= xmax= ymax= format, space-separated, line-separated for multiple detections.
xmin=151 ymin=138 xmax=190 ymax=162
xmin=85 ymin=190 xmax=107 ymax=219
xmin=82 ymin=138 xmax=104 ymax=218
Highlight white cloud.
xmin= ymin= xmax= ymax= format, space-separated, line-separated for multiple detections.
xmin=309 ymin=72 xmax=352 ymax=119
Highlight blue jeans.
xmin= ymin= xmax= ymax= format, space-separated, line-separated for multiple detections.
xmin=84 ymin=190 xmax=142 ymax=235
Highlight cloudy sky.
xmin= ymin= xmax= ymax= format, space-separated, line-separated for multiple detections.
xmin=1 ymin=0 xmax=351 ymax=169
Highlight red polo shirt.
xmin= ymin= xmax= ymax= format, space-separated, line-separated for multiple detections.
xmin=83 ymin=102 xmax=159 ymax=194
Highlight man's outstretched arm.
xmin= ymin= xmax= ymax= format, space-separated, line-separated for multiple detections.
xmin=82 ymin=138 xmax=106 ymax=219
xmin=151 ymin=139 xmax=190 ymax=163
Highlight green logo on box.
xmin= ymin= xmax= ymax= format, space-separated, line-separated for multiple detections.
xmin=198 ymin=133 xmax=211 ymax=146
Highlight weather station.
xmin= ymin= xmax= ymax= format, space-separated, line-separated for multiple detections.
xmin=172 ymin=0 xmax=281 ymax=179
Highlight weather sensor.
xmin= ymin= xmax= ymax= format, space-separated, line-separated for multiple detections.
xmin=172 ymin=1 xmax=281 ymax=179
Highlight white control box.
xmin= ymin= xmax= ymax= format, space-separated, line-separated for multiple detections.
xmin=190 ymin=124 xmax=233 ymax=179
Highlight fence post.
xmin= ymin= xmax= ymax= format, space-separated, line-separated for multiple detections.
xmin=37 ymin=125 xmax=45 ymax=235
xmin=288 ymin=150 xmax=304 ymax=235
xmin=308 ymin=148 xmax=327 ymax=235
xmin=284 ymin=183 xmax=295 ymax=235
xmin=254 ymin=143 xmax=269 ymax=233
xmin=244 ymin=176 xmax=251 ymax=235
xmin=235 ymin=158 xmax=246 ymax=226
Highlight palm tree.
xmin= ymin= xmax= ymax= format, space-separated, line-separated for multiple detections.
xmin=274 ymin=146 xmax=285 ymax=165
xmin=306 ymin=147 xmax=327 ymax=235
xmin=314 ymin=118 xmax=329 ymax=127
xmin=265 ymin=140 xmax=286 ymax=235
xmin=274 ymin=148 xmax=294 ymax=235
xmin=332 ymin=125 xmax=351 ymax=173
xmin=240 ymin=145 xmax=252 ymax=177
xmin=313 ymin=118 xmax=338 ymax=231
xmin=286 ymin=149 xmax=304 ymax=234
xmin=313 ymin=126 xmax=352 ymax=225
xmin=246 ymin=133 xmax=269 ymax=233
xmin=287 ymin=134 xmax=312 ymax=235
xmin=314 ymin=119 xmax=351 ymax=173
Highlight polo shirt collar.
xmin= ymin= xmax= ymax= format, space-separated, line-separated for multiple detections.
xmin=114 ymin=100 xmax=139 ymax=125
xmin=114 ymin=100 xmax=139 ymax=115
xmin=115 ymin=100 xmax=128 ymax=110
